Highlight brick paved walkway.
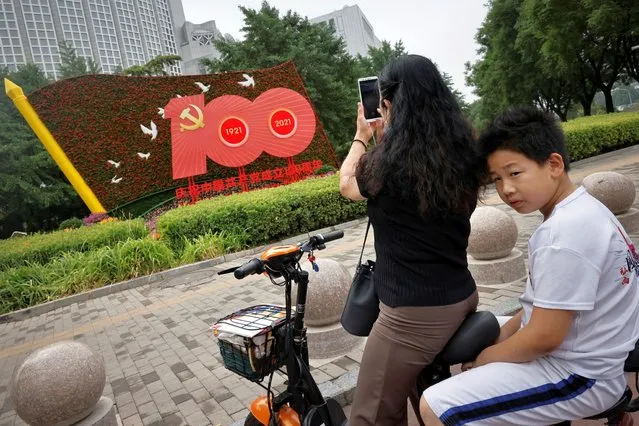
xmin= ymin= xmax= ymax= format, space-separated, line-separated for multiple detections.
xmin=2 ymin=146 xmax=639 ymax=425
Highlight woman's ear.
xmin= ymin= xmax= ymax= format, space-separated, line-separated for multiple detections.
xmin=547 ymin=153 xmax=566 ymax=177
xmin=381 ymin=99 xmax=392 ymax=124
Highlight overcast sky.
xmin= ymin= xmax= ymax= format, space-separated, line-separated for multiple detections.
xmin=180 ymin=1 xmax=488 ymax=100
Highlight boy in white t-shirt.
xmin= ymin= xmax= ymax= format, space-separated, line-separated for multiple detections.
xmin=420 ymin=107 xmax=639 ymax=425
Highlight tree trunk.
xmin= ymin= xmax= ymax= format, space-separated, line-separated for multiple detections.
xmin=602 ymin=87 xmax=615 ymax=113
xmin=576 ymin=79 xmax=596 ymax=117
xmin=558 ymin=110 xmax=568 ymax=122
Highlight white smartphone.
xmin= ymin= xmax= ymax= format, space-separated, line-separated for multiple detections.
xmin=358 ymin=76 xmax=381 ymax=122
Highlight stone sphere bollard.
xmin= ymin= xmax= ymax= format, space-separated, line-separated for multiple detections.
xmin=292 ymin=258 xmax=364 ymax=359
xmin=467 ymin=206 xmax=526 ymax=287
xmin=468 ymin=206 xmax=518 ymax=260
xmin=11 ymin=341 xmax=109 ymax=426
xmin=297 ymin=258 xmax=352 ymax=326
xmin=582 ymin=171 xmax=636 ymax=214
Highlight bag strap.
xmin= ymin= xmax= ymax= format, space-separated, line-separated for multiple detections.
xmin=358 ymin=220 xmax=371 ymax=265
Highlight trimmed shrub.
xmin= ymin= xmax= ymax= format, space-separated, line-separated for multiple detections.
xmin=156 ymin=174 xmax=366 ymax=252
xmin=314 ymin=164 xmax=337 ymax=175
xmin=563 ymin=111 xmax=639 ymax=161
xmin=0 ymin=219 xmax=148 ymax=270
xmin=59 ymin=218 xmax=84 ymax=230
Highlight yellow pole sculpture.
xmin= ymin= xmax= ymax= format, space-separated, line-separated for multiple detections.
xmin=4 ymin=78 xmax=106 ymax=213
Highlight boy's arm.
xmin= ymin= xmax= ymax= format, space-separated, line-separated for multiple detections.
xmin=471 ymin=245 xmax=599 ymax=367
xmin=496 ymin=310 xmax=523 ymax=343
xmin=474 ymin=307 xmax=574 ymax=366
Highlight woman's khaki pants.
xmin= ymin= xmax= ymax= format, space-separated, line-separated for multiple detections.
xmin=349 ymin=291 xmax=479 ymax=425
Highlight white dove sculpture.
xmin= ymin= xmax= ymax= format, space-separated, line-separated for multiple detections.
xmin=157 ymin=107 xmax=165 ymax=118
xmin=111 ymin=175 xmax=123 ymax=184
xmin=140 ymin=120 xmax=158 ymax=140
xmin=238 ymin=74 xmax=255 ymax=88
xmin=107 ymin=160 xmax=121 ymax=168
xmin=137 ymin=152 xmax=151 ymax=160
xmin=194 ymin=82 xmax=210 ymax=93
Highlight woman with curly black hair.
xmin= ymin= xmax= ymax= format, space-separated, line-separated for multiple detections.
xmin=340 ymin=54 xmax=480 ymax=425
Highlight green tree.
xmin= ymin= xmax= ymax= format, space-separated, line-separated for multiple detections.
xmin=440 ymin=70 xmax=469 ymax=113
xmin=58 ymin=40 xmax=101 ymax=79
xmin=1 ymin=64 xmax=86 ymax=236
xmin=358 ymin=42 xmax=468 ymax=111
xmin=357 ymin=40 xmax=406 ymax=76
xmin=516 ymin=0 xmax=639 ymax=114
xmin=201 ymin=2 xmax=360 ymax=159
xmin=465 ymin=0 xmax=536 ymax=123
xmin=466 ymin=0 xmax=576 ymax=122
xmin=464 ymin=99 xmax=492 ymax=131
xmin=123 ymin=55 xmax=182 ymax=76
xmin=585 ymin=0 xmax=639 ymax=109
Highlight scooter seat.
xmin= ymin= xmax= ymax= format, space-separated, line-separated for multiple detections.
xmin=585 ymin=387 xmax=632 ymax=420
xmin=625 ymin=340 xmax=639 ymax=372
xmin=438 ymin=311 xmax=501 ymax=365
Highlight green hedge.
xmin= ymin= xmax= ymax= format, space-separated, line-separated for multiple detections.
xmin=156 ymin=174 xmax=366 ymax=252
xmin=0 ymin=219 xmax=148 ymax=271
xmin=0 ymin=238 xmax=175 ymax=315
xmin=563 ymin=111 xmax=639 ymax=161
xmin=59 ymin=218 xmax=84 ymax=230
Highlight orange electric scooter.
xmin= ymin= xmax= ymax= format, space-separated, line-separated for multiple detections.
xmin=216 ymin=230 xmax=348 ymax=426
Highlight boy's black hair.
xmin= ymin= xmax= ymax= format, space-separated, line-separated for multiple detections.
xmin=476 ymin=106 xmax=571 ymax=181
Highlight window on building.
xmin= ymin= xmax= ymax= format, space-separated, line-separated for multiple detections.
xmin=191 ymin=32 xmax=215 ymax=46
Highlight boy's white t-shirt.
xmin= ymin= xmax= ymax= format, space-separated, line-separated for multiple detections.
xmin=520 ymin=186 xmax=639 ymax=379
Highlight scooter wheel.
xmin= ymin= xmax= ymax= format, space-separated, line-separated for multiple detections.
xmin=244 ymin=413 xmax=264 ymax=426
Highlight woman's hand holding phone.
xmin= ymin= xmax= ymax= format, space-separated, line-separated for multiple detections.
xmin=355 ymin=103 xmax=383 ymax=146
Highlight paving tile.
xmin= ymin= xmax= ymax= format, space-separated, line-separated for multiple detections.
xmin=122 ymin=414 xmax=144 ymax=426
xmin=191 ymin=387 xmax=212 ymax=404
xmin=319 ymin=363 xmax=348 ymax=378
xmin=137 ymin=401 xmax=158 ymax=419
xmin=116 ymin=402 xmax=138 ymax=420
xmin=219 ymin=396 xmax=244 ymax=415
xmin=161 ymin=413 xmax=187 ymax=426
xmin=141 ymin=412 xmax=162 ymax=426
xmin=171 ymin=393 xmax=191 ymax=406
xmin=177 ymin=398 xmax=200 ymax=418
xmin=184 ymin=409 xmax=210 ymax=426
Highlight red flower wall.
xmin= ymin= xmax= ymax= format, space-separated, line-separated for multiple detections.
xmin=27 ymin=61 xmax=339 ymax=210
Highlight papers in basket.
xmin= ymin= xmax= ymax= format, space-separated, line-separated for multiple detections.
xmin=212 ymin=304 xmax=291 ymax=338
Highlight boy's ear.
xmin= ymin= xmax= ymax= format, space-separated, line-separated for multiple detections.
xmin=547 ymin=153 xmax=566 ymax=177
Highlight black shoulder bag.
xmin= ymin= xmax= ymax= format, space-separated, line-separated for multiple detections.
xmin=340 ymin=220 xmax=379 ymax=336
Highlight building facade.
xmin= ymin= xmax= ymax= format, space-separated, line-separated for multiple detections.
xmin=310 ymin=5 xmax=381 ymax=57
xmin=167 ymin=0 xmax=223 ymax=76
xmin=0 ymin=0 xmax=182 ymax=78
